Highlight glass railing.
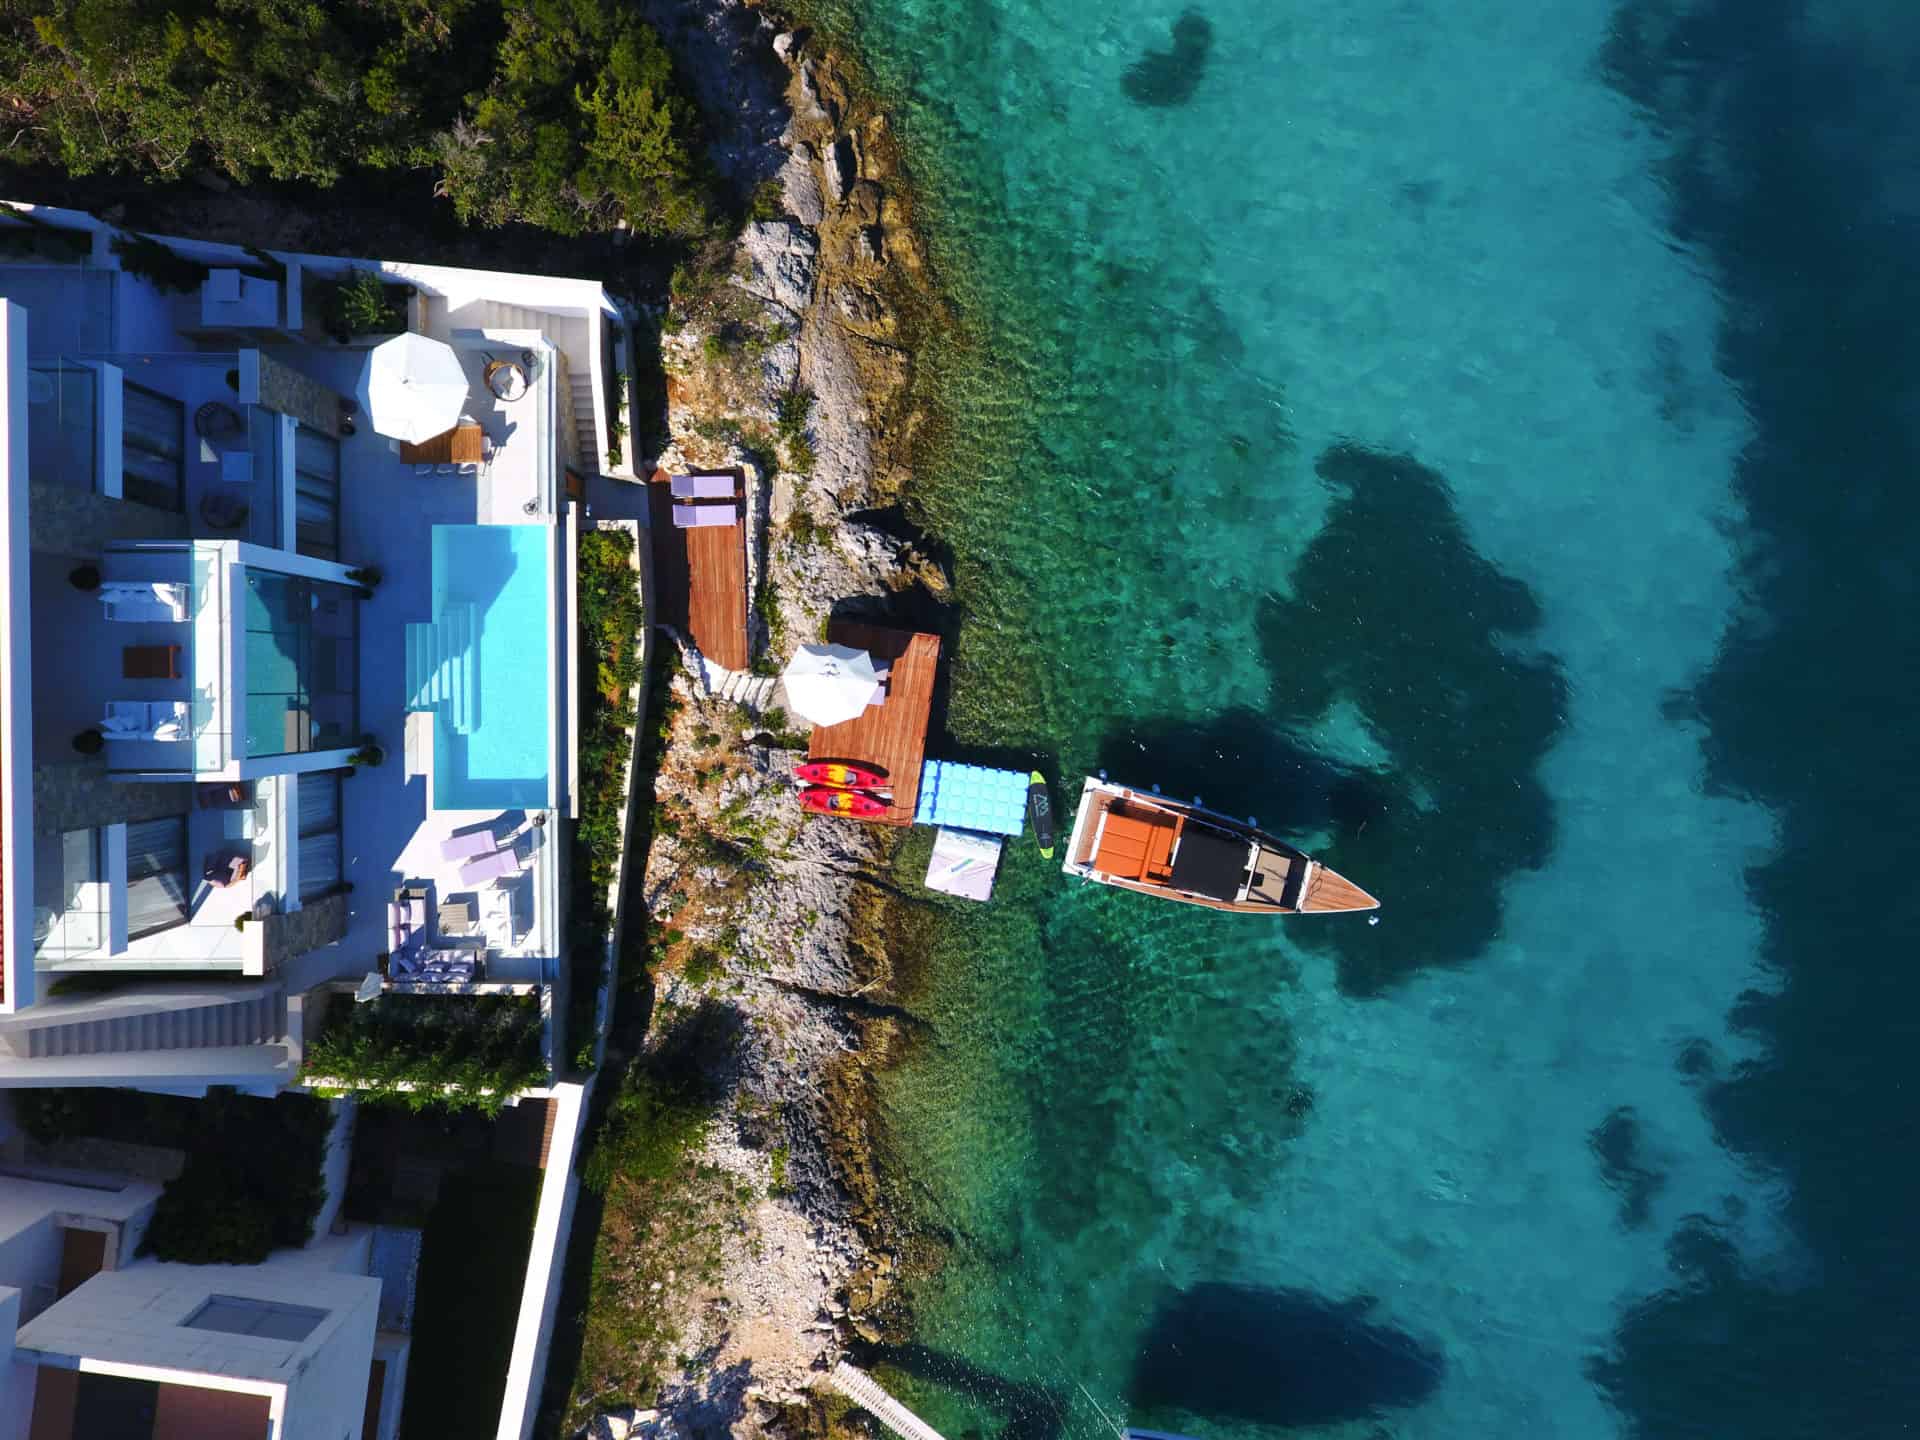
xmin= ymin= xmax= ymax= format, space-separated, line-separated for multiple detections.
xmin=26 ymin=360 xmax=97 ymax=492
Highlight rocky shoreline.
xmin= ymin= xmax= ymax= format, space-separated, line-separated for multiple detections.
xmin=587 ymin=14 xmax=951 ymax=1440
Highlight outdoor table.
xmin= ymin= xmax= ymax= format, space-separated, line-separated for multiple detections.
xmin=400 ymin=422 xmax=484 ymax=466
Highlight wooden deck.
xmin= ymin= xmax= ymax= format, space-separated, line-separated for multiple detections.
xmin=807 ymin=621 xmax=940 ymax=826
xmin=647 ymin=468 xmax=748 ymax=671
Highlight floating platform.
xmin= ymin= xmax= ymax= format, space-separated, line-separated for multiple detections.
xmin=924 ymin=827 xmax=1003 ymax=902
xmin=913 ymin=760 xmax=1028 ymax=836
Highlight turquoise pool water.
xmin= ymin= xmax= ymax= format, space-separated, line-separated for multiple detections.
xmin=430 ymin=524 xmax=550 ymax=811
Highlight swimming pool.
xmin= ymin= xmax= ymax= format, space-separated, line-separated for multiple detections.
xmin=428 ymin=524 xmax=551 ymax=811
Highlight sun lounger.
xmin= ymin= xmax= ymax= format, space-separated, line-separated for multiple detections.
xmin=459 ymin=843 xmax=528 ymax=886
xmin=440 ymin=828 xmax=500 ymax=862
xmin=101 ymin=700 xmax=190 ymax=741
xmin=671 ymin=474 xmax=735 ymax=500
xmin=99 ymin=581 xmax=189 ymax=623
xmin=672 ymin=502 xmax=739 ymax=529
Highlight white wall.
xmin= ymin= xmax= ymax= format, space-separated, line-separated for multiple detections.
xmin=0 ymin=1287 xmax=34 ymax=1440
xmin=0 ymin=302 xmax=34 ymax=1014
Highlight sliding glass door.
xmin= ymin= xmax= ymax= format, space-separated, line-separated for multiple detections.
xmin=294 ymin=426 xmax=340 ymax=561
xmin=298 ymin=773 xmax=343 ymax=901
xmin=125 ymin=815 xmax=189 ymax=939
xmin=121 ymin=381 xmax=185 ymax=511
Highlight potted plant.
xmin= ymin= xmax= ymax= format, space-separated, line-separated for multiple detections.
xmin=71 ymin=728 xmax=104 ymax=756
xmin=348 ymin=743 xmax=386 ymax=768
xmin=67 ymin=564 xmax=100 ymax=592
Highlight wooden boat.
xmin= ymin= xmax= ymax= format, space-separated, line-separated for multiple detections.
xmin=1027 ymin=771 xmax=1056 ymax=859
xmin=1061 ymin=776 xmax=1378 ymax=914
xmin=794 ymin=760 xmax=889 ymax=790
xmin=800 ymin=785 xmax=890 ymax=818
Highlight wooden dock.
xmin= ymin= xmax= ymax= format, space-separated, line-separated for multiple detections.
xmin=807 ymin=621 xmax=940 ymax=827
xmin=647 ymin=468 xmax=748 ymax=671
xmin=828 ymin=1363 xmax=948 ymax=1440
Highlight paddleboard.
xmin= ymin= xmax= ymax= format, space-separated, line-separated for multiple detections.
xmin=1027 ymin=771 xmax=1056 ymax=858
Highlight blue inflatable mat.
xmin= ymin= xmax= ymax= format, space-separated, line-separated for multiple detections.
xmin=913 ymin=760 xmax=1028 ymax=836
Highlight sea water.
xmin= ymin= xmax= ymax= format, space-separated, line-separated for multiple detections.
xmin=801 ymin=0 xmax=1920 ymax=1434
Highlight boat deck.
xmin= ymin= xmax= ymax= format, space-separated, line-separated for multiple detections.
xmin=647 ymin=467 xmax=748 ymax=670
xmin=807 ymin=621 xmax=941 ymax=826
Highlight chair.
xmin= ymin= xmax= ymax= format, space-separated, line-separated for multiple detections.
xmin=414 ymin=463 xmax=435 ymax=477
xmin=440 ymin=828 xmax=500 ymax=862
xmin=480 ymin=434 xmax=497 ymax=470
xmin=672 ymin=502 xmax=739 ymax=529
xmin=388 ymin=888 xmax=427 ymax=955
xmin=435 ymin=463 xmax=455 ymax=475
xmin=459 ymin=843 xmax=528 ymax=887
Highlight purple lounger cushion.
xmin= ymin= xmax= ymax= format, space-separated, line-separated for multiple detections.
xmin=672 ymin=502 xmax=739 ymax=529
xmin=670 ymin=474 xmax=735 ymax=500
xmin=459 ymin=845 xmax=524 ymax=886
xmin=441 ymin=829 xmax=499 ymax=861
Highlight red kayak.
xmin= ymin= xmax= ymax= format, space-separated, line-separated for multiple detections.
xmin=799 ymin=786 xmax=889 ymax=818
xmin=794 ymin=760 xmax=889 ymax=790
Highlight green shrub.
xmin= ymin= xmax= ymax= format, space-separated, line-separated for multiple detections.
xmin=110 ymin=233 xmax=207 ymax=294
xmin=304 ymin=995 xmax=547 ymax=1114
xmin=681 ymin=947 xmax=721 ymax=988
xmin=326 ymin=269 xmax=400 ymax=339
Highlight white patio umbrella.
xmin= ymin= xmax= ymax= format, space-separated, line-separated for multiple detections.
xmin=360 ymin=333 xmax=471 ymax=444
xmin=780 ymin=644 xmax=881 ymax=727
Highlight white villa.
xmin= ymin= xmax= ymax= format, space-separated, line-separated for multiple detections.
xmin=0 ymin=1099 xmax=413 ymax=1440
xmin=0 ymin=202 xmax=632 ymax=1093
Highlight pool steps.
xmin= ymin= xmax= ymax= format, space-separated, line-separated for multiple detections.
xmin=403 ymin=602 xmax=478 ymax=734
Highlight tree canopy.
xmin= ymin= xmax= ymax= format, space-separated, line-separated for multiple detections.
xmin=0 ymin=0 xmax=713 ymax=237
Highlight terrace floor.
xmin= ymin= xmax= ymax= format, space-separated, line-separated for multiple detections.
xmin=646 ymin=467 xmax=747 ymax=670
xmin=807 ymin=621 xmax=940 ymax=827
xmin=273 ymin=342 xmax=562 ymax=995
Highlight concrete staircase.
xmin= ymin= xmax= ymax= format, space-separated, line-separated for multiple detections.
xmin=404 ymin=603 xmax=476 ymax=733
xmin=15 ymin=988 xmax=286 ymax=1060
xmin=567 ymin=363 xmax=600 ymax=471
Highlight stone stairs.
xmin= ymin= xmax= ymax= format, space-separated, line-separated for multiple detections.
xmin=404 ymin=603 xmax=476 ymax=733
xmin=19 ymin=988 xmax=286 ymax=1059
xmin=703 ymin=659 xmax=779 ymax=714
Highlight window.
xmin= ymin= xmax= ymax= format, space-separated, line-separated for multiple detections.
xmin=125 ymin=815 xmax=189 ymax=939
xmin=297 ymin=773 xmax=343 ymax=901
xmin=184 ymin=1295 xmax=326 ymax=1343
xmin=242 ymin=569 xmax=360 ymax=757
xmin=32 ymin=827 xmax=104 ymax=958
xmin=121 ymin=381 xmax=185 ymax=511
xmin=294 ymin=426 xmax=341 ymax=561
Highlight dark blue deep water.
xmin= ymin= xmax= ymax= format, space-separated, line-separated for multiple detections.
xmin=802 ymin=0 xmax=1920 ymax=1433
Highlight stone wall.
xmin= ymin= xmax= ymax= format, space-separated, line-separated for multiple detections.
xmin=256 ymin=352 xmax=342 ymax=437
xmin=28 ymin=482 xmax=186 ymax=557
xmin=264 ymin=891 xmax=350 ymax=972
xmin=31 ymin=762 xmax=189 ymax=836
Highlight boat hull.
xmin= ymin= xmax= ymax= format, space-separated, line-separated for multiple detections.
xmin=1061 ymin=777 xmax=1378 ymax=914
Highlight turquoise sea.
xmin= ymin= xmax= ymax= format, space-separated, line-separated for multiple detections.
xmin=805 ymin=0 xmax=1920 ymax=1436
